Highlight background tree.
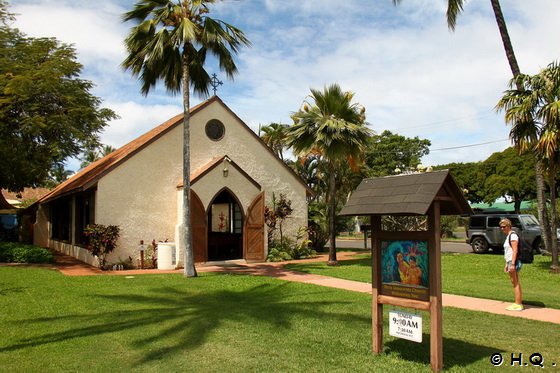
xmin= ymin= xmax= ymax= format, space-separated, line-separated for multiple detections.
xmin=434 ymin=161 xmax=485 ymax=203
xmin=43 ymin=163 xmax=74 ymax=188
xmin=481 ymin=147 xmax=536 ymax=212
xmin=122 ymin=0 xmax=250 ymax=277
xmin=259 ymin=122 xmax=289 ymax=161
xmin=80 ymin=144 xmax=117 ymax=169
xmin=286 ymin=84 xmax=372 ymax=265
xmin=0 ymin=2 xmax=116 ymax=194
xmin=363 ymin=130 xmax=430 ymax=177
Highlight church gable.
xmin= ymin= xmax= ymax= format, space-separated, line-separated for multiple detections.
xmin=189 ymin=98 xmax=307 ymax=194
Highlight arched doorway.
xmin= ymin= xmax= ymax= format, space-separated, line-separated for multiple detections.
xmin=207 ymin=189 xmax=243 ymax=261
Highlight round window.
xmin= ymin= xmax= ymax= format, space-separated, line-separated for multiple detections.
xmin=205 ymin=119 xmax=225 ymax=141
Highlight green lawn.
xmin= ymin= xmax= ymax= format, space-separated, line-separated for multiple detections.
xmin=1 ymin=265 xmax=559 ymax=372
xmin=286 ymin=253 xmax=560 ymax=309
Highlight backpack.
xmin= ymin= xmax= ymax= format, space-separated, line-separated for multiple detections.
xmin=508 ymin=230 xmax=534 ymax=264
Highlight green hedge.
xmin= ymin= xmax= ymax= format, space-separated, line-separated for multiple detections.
xmin=0 ymin=242 xmax=54 ymax=264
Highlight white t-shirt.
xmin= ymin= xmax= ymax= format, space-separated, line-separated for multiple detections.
xmin=503 ymin=231 xmax=519 ymax=263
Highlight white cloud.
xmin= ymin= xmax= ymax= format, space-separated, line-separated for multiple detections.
xmin=12 ymin=2 xmax=127 ymax=65
xmin=100 ymin=101 xmax=182 ymax=148
xmin=9 ymin=0 xmax=560 ymax=169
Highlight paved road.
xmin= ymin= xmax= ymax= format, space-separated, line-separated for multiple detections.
xmin=335 ymin=239 xmax=473 ymax=254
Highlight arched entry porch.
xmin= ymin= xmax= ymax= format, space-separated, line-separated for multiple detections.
xmin=207 ymin=189 xmax=243 ymax=261
xmin=191 ymin=189 xmax=265 ymax=263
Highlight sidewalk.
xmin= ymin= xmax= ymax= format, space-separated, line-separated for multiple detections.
xmin=48 ymin=250 xmax=560 ymax=325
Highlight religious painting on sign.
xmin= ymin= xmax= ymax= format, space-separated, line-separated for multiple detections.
xmin=381 ymin=240 xmax=429 ymax=301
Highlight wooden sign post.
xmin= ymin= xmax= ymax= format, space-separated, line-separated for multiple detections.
xmin=339 ymin=171 xmax=472 ymax=372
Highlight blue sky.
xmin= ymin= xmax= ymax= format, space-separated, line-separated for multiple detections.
xmin=9 ymin=0 xmax=560 ymax=170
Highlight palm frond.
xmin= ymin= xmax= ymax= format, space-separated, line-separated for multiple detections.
xmin=446 ymin=0 xmax=465 ymax=31
xmin=122 ymin=0 xmax=250 ymax=98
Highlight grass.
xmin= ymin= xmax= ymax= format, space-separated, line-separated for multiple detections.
xmin=286 ymin=252 xmax=560 ymax=309
xmin=1 ymin=266 xmax=559 ymax=372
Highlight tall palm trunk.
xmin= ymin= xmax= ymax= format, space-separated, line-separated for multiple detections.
xmin=535 ymin=161 xmax=552 ymax=245
xmin=182 ymin=49 xmax=197 ymax=277
xmin=547 ymin=160 xmax=559 ymax=269
xmin=327 ymin=166 xmax=338 ymax=265
xmin=490 ymin=0 xmax=553 ymax=258
xmin=490 ymin=0 xmax=520 ymax=76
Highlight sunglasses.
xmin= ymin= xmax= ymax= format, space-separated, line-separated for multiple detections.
xmin=499 ymin=226 xmax=507 ymax=229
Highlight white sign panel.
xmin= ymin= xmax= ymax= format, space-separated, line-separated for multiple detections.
xmin=389 ymin=311 xmax=422 ymax=343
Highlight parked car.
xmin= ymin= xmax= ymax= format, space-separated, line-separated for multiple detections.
xmin=466 ymin=214 xmax=542 ymax=254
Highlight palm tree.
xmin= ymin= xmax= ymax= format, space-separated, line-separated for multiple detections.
xmin=286 ymin=84 xmax=372 ymax=265
xmin=122 ymin=0 xmax=250 ymax=277
xmin=80 ymin=145 xmax=117 ymax=169
xmin=496 ymin=62 xmax=560 ymax=270
xmin=80 ymin=148 xmax=100 ymax=169
xmin=393 ymin=0 xmax=554 ymax=255
xmin=259 ymin=122 xmax=289 ymax=161
xmin=100 ymin=145 xmax=117 ymax=157
xmin=45 ymin=163 xmax=73 ymax=188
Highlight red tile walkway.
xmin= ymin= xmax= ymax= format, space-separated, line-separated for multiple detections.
xmin=41 ymin=250 xmax=560 ymax=325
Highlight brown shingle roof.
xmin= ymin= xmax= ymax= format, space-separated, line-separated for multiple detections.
xmin=339 ymin=170 xmax=472 ymax=216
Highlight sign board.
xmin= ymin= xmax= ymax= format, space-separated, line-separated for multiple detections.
xmin=389 ymin=311 xmax=423 ymax=343
xmin=381 ymin=240 xmax=429 ymax=301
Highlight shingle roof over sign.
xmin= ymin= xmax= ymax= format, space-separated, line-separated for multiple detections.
xmin=339 ymin=170 xmax=472 ymax=216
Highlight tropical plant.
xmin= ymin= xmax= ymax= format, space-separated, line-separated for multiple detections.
xmin=122 ymin=0 xmax=250 ymax=277
xmin=80 ymin=145 xmax=117 ymax=169
xmin=264 ymin=193 xmax=293 ymax=246
xmin=259 ymin=122 xmax=289 ymax=161
xmin=288 ymin=154 xmax=328 ymax=203
xmin=496 ymin=62 xmax=560 ymax=270
xmin=286 ymin=84 xmax=372 ymax=265
xmin=307 ymin=201 xmax=329 ymax=251
xmin=43 ymin=163 xmax=74 ymax=188
xmin=83 ymin=224 xmax=120 ymax=269
xmin=266 ymin=228 xmax=315 ymax=262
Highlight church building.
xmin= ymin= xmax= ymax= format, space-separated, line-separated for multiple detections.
xmin=33 ymin=96 xmax=309 ymax=268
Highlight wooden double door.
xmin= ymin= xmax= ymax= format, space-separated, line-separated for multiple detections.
xmin=191 ymin=190 xmax=264 ymax=262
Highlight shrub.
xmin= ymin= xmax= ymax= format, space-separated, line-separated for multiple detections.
xmin=308 ymin=202 xmax=329 ymax=251
xmin=266 ymin=247 xmax=292 ymax=262
xmin=0 ymin=242 xmax=54 ymax=263
xmin=266 ymin=229 xmax=316 ymax=262
xmin=83 ymin=224 xmax=120 ymax=269
xmin=289 ymin=237 xmax=315 ymax=260
xmin=440 ymin=216 xmax=459 ymax=238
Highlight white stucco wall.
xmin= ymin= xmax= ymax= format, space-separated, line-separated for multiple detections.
xmin=191 ymin=158 xmax=260 ymax=212
xmin=96 ymin=124 xmax=183 ymax=265
xmin=33 ymin=204 xmax=49 ymax=248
